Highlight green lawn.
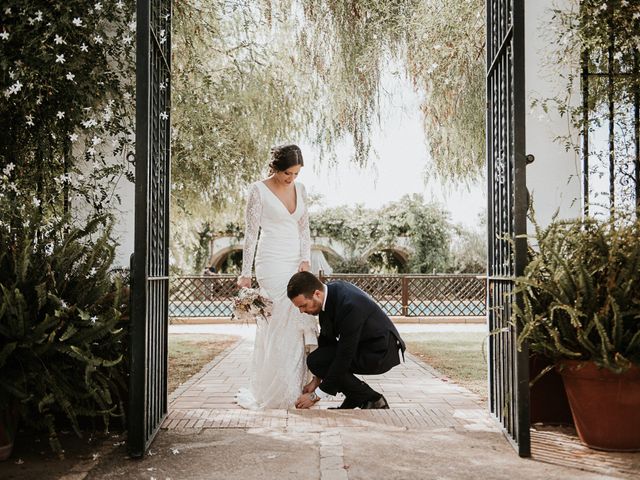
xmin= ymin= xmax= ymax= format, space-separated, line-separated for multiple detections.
xmin=168 ymin=334 xmax=238 ymax=394
xmin=403 ymin=331 xmax=488 ymax=401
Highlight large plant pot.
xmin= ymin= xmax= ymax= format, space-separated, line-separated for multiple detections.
xmin=529 ymin=355 xmax=573 ymax=425
xmin=558 ymin=360 xmax=640 ymax=452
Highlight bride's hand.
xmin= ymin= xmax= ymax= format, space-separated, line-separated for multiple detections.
xmin=298 ymin=261 xmax=310 ymax=272
xmin=237 ymin=276 xmax=251 ymax=289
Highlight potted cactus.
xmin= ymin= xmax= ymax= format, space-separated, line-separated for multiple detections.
xmin=514 ymin=213 xmax=640 ymax=451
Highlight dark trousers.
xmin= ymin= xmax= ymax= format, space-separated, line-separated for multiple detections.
xmin=307 ymin=345 xmax=382 ymax=406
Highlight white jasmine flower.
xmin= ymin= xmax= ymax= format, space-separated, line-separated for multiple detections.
xmin=3 ymin=163 xmax=15 ymax=175
xmin=87 ymin=147 xmax=96 ymax=155
xmin=90 ymin=316 xmax=97 ymax=323
xmin=80 ymin=43 xmax=89 ymax=52
xmin=66 ymin=72 xmax=75 ymax=81
xmin=88 ymin=267 xmax=97 ymax=277
xmin=55 ymin=54 xmax=65 ymax=64
xmin=4 ymin=8 xmax=11 ymax=15
xmin=116 ymin=1 xmax=124 ymax=8
xmin=72 ymin=17 xmax=83 ymax=27
xmin=36 ymin=95 xmax=42 ymax=105
xmin=95 ymin=2 xmax=103 ymax=11
xmin=123 ymin=92 xmax=132 ymax=100
xmin=34 ymin=10 xmax=43 ymax=22
xmin=91 ymin=136 xmax=102 ymax=145
xmin=0 ymin=31 xmax=8 ymax=41
xmin=69 ymin=133 xmax=79 ymax=142
xmin=82 ymin=118 xmax=97 ymax=128
xmin=32 ymin=197 xmax=41 ymax=207
xmin=5 ymin=81 xmax=21 ymax=97
xmin=600 ymin=4 xmax=607 ymax=10
xmin=56 ymin=111 xmax=65 ymax=119
xmin=123 ymin=35 xmax=132 ymax=44
xmin=128 ymin=21 xmax=136 ymax=32
xmin=54 ymin=34 xmax=64 ymax=44
xmin=93 ymin=35 xmax=103 ymax=44
xmin=25 ymin=115 xmax=34 ymax=126
xmin=160 ymin=111 xmax=168 ymax=120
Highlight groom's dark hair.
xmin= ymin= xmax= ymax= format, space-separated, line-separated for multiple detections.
xmin=287 ymin=271 xmax=323 ymax=299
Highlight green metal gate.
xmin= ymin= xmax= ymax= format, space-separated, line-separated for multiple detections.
xmin=486 ymin=0 xmax=530 ymax=457
xmin=128 ymin=0 xmax=172 ymax=458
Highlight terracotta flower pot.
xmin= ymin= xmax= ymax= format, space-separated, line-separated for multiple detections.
xmin=558 ymin=360 xmax=640 ymax=452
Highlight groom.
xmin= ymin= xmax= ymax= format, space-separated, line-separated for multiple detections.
xmin=287 ymin=271 xmax=406 ymax=409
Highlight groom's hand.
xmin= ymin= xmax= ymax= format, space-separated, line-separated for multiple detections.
xmin=302 ymin=376 xmax=321 ymax=394
xmin=295 ymin=393 xmax=319 ymax=409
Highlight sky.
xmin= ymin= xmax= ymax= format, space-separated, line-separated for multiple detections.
xmin=295 ymin=74 xmax=486 ymax=229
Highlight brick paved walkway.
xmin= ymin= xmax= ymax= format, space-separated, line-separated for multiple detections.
xmin=163 ymin=337 xmax=496 ymax=432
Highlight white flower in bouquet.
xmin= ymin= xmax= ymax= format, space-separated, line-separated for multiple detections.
xmin=232 ymin=287 xmax=273 ymax=323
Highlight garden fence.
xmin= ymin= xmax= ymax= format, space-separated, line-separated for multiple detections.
xmin=169 ymin=273 xmax=486 ymax=318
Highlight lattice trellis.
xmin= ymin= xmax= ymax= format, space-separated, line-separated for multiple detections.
xmin=170 ymin=276 xmax=258 ymax=317
xmin=407 ymin=276 xmax=486 ymax=317
xmin=167 ymin=274 xmax=487 ymax=319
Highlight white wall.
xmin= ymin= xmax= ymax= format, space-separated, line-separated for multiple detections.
xmin=112 ymin=170 xmax=135 ymax=269
xmin=525 ymin=0 xmax=582 ymax=227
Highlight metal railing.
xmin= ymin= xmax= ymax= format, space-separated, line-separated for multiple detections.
xmin=169 ymin=274 xmax=486 ymax=318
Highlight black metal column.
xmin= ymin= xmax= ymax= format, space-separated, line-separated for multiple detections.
xmin=128 ymin=0 xmax=172 ymax=458
xmin=486 ymin=0 xmax=530 ymax=457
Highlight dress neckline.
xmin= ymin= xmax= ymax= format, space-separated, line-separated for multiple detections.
xmin=259 ymin=180 xmax=299 ymax=215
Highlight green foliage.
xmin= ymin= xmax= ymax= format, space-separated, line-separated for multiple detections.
xmin=0 ymin=1 xmax=136 ymax=215
xmin=514 ymin=213 xmax=640 ymax=373
xmin=0 ymin=168 xmax=129 ymax=455
xmin=311 ymin=195 xmax=452 ymax=273
xmin=296 ymin=0 xmax=486 ymax=181
xmin=447 ymin=220 xmax=487 ymax=274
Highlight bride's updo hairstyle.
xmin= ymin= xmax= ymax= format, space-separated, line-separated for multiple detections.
xmin=269 ymin=144 xmax=304 ymax=173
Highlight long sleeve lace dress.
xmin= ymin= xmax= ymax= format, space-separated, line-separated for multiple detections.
xmin=236 ymin=181 xmax=318 ymax=409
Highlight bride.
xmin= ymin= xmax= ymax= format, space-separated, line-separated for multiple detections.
xmin=236 ymin=144 xmax=318 ymax=409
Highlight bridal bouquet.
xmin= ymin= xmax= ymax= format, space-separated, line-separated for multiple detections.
xmin=232 ymin=288 xmax=273 ymax=323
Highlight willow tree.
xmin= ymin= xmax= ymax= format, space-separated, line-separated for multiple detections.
xmin=171 ymin=0 xmax=486 ymax=271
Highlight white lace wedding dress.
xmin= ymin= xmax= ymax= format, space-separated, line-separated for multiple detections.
xmin=236 ymin=180 xmax=318 ymax=409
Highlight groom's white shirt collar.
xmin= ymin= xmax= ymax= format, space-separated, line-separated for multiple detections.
xmin=321 ymin=284 xmax=328 ymax=312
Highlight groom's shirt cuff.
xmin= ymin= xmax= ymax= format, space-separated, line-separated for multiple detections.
xmin=315 ymin=387 xmax=331 ymax=400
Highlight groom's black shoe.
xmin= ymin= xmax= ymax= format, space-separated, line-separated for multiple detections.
xmin=360 ymin=395 xmax=390 ymax=410
xmin=329 ymin=397 xmax=361 ymax=409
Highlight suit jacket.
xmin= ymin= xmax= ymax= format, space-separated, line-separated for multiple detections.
xmin=318 ymin=281 xmax=406 ymax=395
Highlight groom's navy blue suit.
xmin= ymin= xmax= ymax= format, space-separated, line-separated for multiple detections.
xmin=310 ymin=281 xmax=406 ymax=405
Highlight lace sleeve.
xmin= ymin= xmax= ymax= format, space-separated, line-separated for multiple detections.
xmin=298 ymin=183 xmax=311 ymax=263
xmin=241 ymin=183 xmax=262 ymax=278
